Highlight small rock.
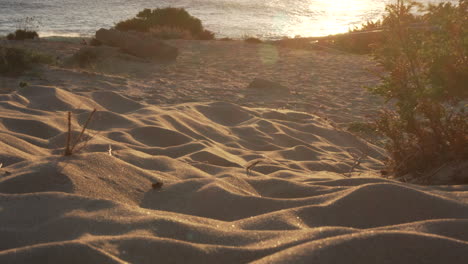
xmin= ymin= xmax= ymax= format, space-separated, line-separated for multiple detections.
xmin=152 ymin=182 xmax=163 ymax=189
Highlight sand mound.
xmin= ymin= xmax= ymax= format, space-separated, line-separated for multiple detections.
xmin=0 ymin=47 xmax=467 ymax=262
xmin=92 ymin=91 xmax=142 ymax=113
xmin=252 ymin=231 xmax=468 ymax=264
xmin=17 ymin=85 xmax=98 ymax=111
xmin=129 ymin=126 xmax=192 ymax=147
xmin=195 ymin=102 xmax=254 ymax=126
xmin=2 ymin=117 xmax=61 ymax=139
xmin=77 ymin=110 xmax=139 ymax=131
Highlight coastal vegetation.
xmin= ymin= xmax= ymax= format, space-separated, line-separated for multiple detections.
xmin=6 ymin=17 xmax=41 ymax=40
xmin=244 ymin=36 xmax=263 ymax=44
xmin=0 ymin=46 xmax=53 ymax=75
xmin=369 ymin=0 xmax=467 ymax=180
xmin=7 ymin=29 xmax=38 ymax=40
xmin=115 ymin=7 xmax=215 ymax=40
xmin=69 ymin=47 xmax=99 ymax=68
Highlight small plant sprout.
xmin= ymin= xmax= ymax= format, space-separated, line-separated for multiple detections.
xmin=343 ymin=147 xmax=370 ymax=178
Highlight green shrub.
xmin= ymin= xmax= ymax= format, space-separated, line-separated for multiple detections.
xmin=6 ymin=29 xmax=39 ymax=40
xmin=70 ymin=48 xmax=99 ymax=68
xmin=218 ymin=37 xmax=233 ymax=41
xmin=244 ymin=37 xmax=262 ymax=44
xmin=115 ymin=7 xmax=214 ymax=40
xmin=7 ymin=17 xmax=41 ymax=40
xmin=198 ymin=29 xmax=215 ymax=40
xmin=149 ymin=26 xmax=193 ymax=40
xmin=0 ymin=47 xmax=53 ymax=75
xmin=347 ymin=121 xmax=378 ymax=135
xmin=369 ymin=0 xmax=468 ymax=180
xmin=313 ymin=20 xmax=385 ymax=54
xmin=89 ymin=38 xmax=102 ymax=46
xmin=332 ymin=31 xmax=383 ymax=54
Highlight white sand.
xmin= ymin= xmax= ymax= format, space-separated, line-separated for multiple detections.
xmin=0 ymin=39 xmax=467 ymax=263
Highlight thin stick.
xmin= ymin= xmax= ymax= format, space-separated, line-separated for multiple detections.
xmin=64 ymin=111 xmax=72 ymax=156
xmin=246 ymin=160 xmax=262 ymax=176
xmin=70 ymin=109 xmax=96 ymax=154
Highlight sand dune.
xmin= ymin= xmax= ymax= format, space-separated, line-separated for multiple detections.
xmin=1 ymin=40 xmax=467 ymax=263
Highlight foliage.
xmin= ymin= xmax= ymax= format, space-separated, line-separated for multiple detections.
xmin=149 ymin=26 xmax=193 ymax=40
xmin=244 ymin=37 xmax=263 ymax=44
xmin=7 ymin=29 xmax=39 ymax=40
xmin=70 ymin=48 xmax=99 ymax=68
xmin=7 ymin=17 xmax=41 ymax=40
xmin=347 ymin=121 xmax=378 ymax=135
xmin=331 ymin=31 xmax=383 ymax=54
xmin=89 ymin=38 xmax=102 ymax=46
xmin=0 ymin=46 xmax=53 ymax=75
xmin=218 ymin=37 xmax=233 ymax=41
xmin=15 ymin=16 xmax=41 ymax=32
xmin=369 ymin=0 xmax=468 ymax=179
xmin=198 ymin=29 xmax=216 ymax=40
xmin=331 ymin=20 xmax=384 ymax=53
xmin=351 ymin=20 xmax=383 ymax=33
xmin=115 ymin=7 xmax=214 ymax=40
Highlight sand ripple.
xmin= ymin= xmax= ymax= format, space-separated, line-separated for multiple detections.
xmin=0 ymin=82 xmax=467 ymax=263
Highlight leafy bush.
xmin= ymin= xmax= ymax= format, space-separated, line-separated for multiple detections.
xmin=369 ymin=0 xmax=468 ymax=180
xmin=69 ymin=48 xmax=99 ymax=68
xmin=347 ymin=121 xmax=378 ymax=135
xmin=244 ymin=37 xmax=262 ymax=44
xmin=7 ymin=17 xmax=41 ymax=40
xmin=115 ymin=7 xmax=214 ymax=40
xmin=313 ymin=20 xmax=385 ymax=54
xmin=218 ymin=37 xmax=233 ymax=41
xmin=7 ymin=29 xmax=39 ymax=40
xmin=0 ymin=47 xmax=53 ymax=75
xmin=332 ymin=30 xmax=383 ymax=54
xmin=89 ymin=38 xmax=102 ymax=46
xmin=149 ymin=26 xmax=193 ymax=40
xmin=198 ymin=29 xmax=216 ymax=40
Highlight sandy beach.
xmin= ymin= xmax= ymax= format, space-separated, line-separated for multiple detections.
xmin=0 ymin=38 xmax=467 ymax=263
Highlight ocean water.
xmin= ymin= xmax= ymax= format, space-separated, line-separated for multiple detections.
xmin=0 ymin=0 xmax=457 ymax=39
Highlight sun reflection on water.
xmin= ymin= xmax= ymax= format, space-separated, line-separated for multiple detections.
xmin=284 ymin=0 xmax=388 ymax=37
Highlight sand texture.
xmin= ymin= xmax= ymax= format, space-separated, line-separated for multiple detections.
xmin=1 ymin=39 xmax=467 ymax=263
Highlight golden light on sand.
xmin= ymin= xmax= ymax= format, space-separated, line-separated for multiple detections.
xmin=2 ymin=7 xmax=468 ymax=261
xmin=258 ymin=45 xmax=279 ymax=65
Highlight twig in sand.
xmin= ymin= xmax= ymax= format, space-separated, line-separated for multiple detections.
xmin=64 ymin=111 xmax=72 ymax=155
xmin=74 ymin=129 xmax=103 ymax=154
xmin=343 ymin=149 xmax=369 ymax=177
xmin=245 ymin=159 xmax=263 ymax=176
xmin=64 ymin=109 xmax=97 ymax=156
xmin=108 ymin=145 xmax=113 ymax=156
xmin=71 ymin=109 xmax=96 ymax=152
